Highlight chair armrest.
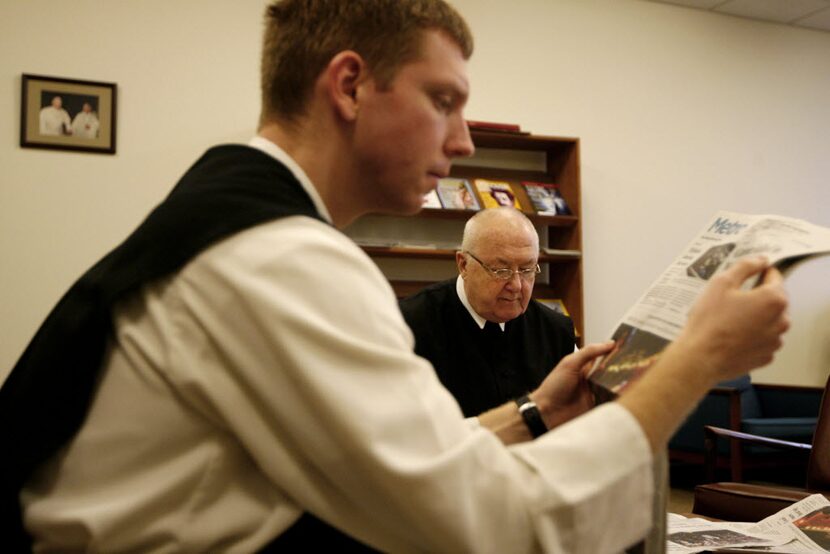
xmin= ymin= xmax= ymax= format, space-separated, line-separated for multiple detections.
xmin=693 ymin=482 xmax=820 ymax=521
xmin=704 ymin=425 xmax=812 ymax=451
xmin=703 ymin=425 xmax=811 ymax=482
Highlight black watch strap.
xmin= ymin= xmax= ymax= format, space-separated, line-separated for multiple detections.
xmin=515 ymin=394 xmax=547 ymax=439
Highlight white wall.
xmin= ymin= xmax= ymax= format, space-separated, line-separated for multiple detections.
xmin=2 ymin=0 xmax=829 ymax=385
xmin=0 ymin=0 xmax=265 ymax=380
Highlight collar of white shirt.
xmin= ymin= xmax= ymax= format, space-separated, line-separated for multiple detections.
xmin=455 ymin=275 xmax=504 ymax=331
xmin=248 ymin=136 xmax=333 ymax=225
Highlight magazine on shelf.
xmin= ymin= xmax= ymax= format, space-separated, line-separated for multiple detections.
xmin=523 ymin=181 xmax=572 ymax=216
xmin=422 ymin=189 xmax=442 ymax=209
xmin=474 ymin=178 xmax=523 ymax=210
xmin=588 ymin=211 xmax=830 ymax=398
xmin=436 ymin=177 xmax=480 ymax=210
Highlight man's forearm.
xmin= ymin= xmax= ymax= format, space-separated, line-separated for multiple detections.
xmin=616 ymin=338 xmax=716 ymax=453
xmin=477 ymin=402 xmax=534 ymax=445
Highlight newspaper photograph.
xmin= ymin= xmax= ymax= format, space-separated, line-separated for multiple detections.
xmin=743 ymin=494 xmax=830 ymax=552
xmin=666 ymin=514 xmax=790 ymax=553
xmin=590 ymin=211 xmax=830 ymax=396
xmin=788 ymin=500 xmax=830 ymax=551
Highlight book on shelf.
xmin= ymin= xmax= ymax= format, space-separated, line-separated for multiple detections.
xmin=474 ymin=178 xmax=523 ymax=210
xmin=466 ymin=120 xmax=531 ymax=136
xmin=436 ymin=177 xmax=480 ymax=210
xmin=523 ymin=181 xmax=572 ymax=216
xmin=536 ymin=298 xmax=570 ymax=317
xmin=422 ymin=190 xmax=442 ymax=209
xmin=536 ymin=299 xmax=580 ymax=337
xmin=588 ymin=211 xmax=830 ymax=401
xmin=466 ymin=119 xmax=522 ymax=133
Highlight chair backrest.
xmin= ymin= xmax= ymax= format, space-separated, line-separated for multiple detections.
xmin=721 ymin=375 xmax=762 ymax=419
xmin=806 ymin=374 xmax=830 ymax=489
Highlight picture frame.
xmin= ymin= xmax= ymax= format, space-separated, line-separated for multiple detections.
xmin=20 ymin=73 xmax=117 ymax=155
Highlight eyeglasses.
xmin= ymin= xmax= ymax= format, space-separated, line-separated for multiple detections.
xmin=465 ymin=251 xmax=541 ymax=281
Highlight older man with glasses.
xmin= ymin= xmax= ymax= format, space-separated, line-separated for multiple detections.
xmin=399 ymin=207 xmax=575 ymax=425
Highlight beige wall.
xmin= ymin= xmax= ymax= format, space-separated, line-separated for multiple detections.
xmin=2 ymin=0 xmax=829 ymax=385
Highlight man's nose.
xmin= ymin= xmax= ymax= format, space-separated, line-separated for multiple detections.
xmin=503 ymin=271 xmax=522 ymax=289
xmin=446 ymin=116 xmax=475 ymax=159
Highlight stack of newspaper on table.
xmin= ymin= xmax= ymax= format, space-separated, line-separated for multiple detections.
xmin=588 ymin=211 xmax=830 ymax=399
xmin=669 ymin=494 xmax=830 ymax=552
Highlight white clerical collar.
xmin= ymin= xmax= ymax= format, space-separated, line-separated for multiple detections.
xmin=248 ymin=136 xmax=332 ymax=224
xmin=455 ymin=276 xmax=504 ymax=331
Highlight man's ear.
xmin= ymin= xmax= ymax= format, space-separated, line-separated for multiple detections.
xmin=456 ymin=251 xmax=468 ymax=277
xmin=324 ymin=50 xmax=367 ymax=122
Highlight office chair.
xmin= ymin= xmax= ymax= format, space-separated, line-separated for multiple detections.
xmin=692 ymin=374 xmax=830 ymax=521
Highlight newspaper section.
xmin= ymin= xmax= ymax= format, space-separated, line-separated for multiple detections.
xmin=590 ymin=211 xmax=830 ymax=395
xmin=668 ymin=494 xmax=830 ymax=552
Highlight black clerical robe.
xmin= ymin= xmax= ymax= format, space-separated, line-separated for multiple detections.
xmin=399 ymin=279 xmax=576 ymax=417
xmin=0 ymin=144 xmax=375 ymax=552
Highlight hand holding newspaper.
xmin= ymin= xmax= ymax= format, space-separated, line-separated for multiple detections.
xmin=589 ymin=211 xmax=830 ymax=398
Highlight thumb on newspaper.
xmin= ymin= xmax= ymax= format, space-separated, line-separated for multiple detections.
xmin=718 ymin=255 xmax=770 ymax=288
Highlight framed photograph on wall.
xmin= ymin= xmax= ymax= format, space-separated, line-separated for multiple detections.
xmin=20 ymin=73 xmax=117 ymax=154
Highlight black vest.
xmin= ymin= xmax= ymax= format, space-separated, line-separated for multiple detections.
xmin=0 ymin=145 xmax=376 ymax=552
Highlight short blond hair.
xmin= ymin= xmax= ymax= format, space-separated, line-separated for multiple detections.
xmin=260 ymin=0 xmax=473 ymax=126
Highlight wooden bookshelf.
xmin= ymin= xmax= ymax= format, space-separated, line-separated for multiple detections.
xmin=351 ymin=129 xmax=584 ymax=340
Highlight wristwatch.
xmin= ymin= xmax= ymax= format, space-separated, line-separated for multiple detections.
xmin=514 ymin=394 xmax=548 ymax=439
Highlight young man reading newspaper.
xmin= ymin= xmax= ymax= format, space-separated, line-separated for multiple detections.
xmin=1 ymin=1 xmax=789 ymax=551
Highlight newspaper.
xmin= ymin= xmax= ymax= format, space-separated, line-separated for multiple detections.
xmin=760 ymin=494 xmax=830 ymax=552
xmin=666 ymin=513 xmax=792 ymax=553
xmin=589 ymin=211 xmax=830 ymax=397
xmin=668 ymin=494 xmax=830 ymax=552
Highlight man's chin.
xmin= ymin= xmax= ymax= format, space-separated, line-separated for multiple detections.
xmin=494 ymin=311 xmax=521 ymax=322
xmin=373 ymin=198 xmax=426 ymax=217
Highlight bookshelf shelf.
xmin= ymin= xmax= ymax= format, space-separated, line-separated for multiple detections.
xmin=360 ymin=246 xmax=581 ymax=263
